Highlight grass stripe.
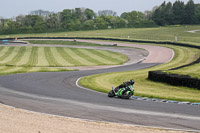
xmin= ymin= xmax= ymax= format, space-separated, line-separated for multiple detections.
xmin=82 ymin=49 xmax=113 ymax=65
xmin=4 ymin=47 xmax=26 ymax=66
xmin=0 ymin=47 xmax=8 ymax=57
xmin=97 ymin=49 xmax=127 ymax=62
xmin=56 ymin=47 xmax=79 ymax=66
xmin=44 ymin=47 xmax=62 ymax=67
xmin=64 ymin=48 xmax=95 ymax=66
xmin=51 ymin=47 xmax=72 ymax=66
xmin=79 ymin=49 xmax=106 ymax=65
xmin=15 ymin=46 xmax=32 ymax=66
xmin=0 ymin=47 xmax=4 ymax=53
xmin=25 ymin=47 xmax=38 ymax=67
xmin=74 ymin=49 xmax=103 ymax=65
xmin=90 ymin=49 xmax=125 ymax=64
xmin=0 ymin=47 xmax=21 ymax=64
xmin=0 ymin=47 xmax=15 ymax=61
xmin=37 ymin=47 xmax=50 ymax=66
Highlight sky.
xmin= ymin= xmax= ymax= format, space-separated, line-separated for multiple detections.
xmin=0 ymin=0 xmax=200 ymax=18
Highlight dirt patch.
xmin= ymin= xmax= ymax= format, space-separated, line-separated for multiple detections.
xmin=0 ymin=104 xmax=190 ymax=133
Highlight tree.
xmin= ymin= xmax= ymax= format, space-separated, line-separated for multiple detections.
xmin=22 ymin=15 xmax=46 ymax=32
xmin=165 ymin=2 xmax=173 ymax=25
xmin=144 ymin=10 xmax=153 ymax=20
xmin=0 ymin=18 xmax=7 ymax=32
xmin=82 ymin=20 xmax=95 ymax=30
xmin=60 ymin=9 xmax=73 ymax=29
xmin=121 ymin=11 xmax=145 ymax=27
xmin=172 ymin=0 xmax=185 ymax=24
xmin=68 ymin=19 xmax=81 ymax=30
xmin=46 ymin=13 xmax=61 ymax=30
xmin=94 ymin=16 xmax=109 ymax=29
xmin=29 ymin=9 xmax=53 ymax=19
xmin=84 ymin=8 xmax=96 ymax=20
xmin=184 ymin=0 xmax=195 ymax=24
xmin=152 ymin=6 xmax=163 ymax=25
xmin=102 ymin=15 xmax=127 ymax=28
xmin=194 ymin=4 xmax=200 ymax=24
xmin=73 ymin=8 xmax=84 ymax=21
xmin=98 ymin=10 xmax=117 ymax=16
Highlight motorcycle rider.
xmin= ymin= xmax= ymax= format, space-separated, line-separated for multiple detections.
xmin=114 ymin=79 xmax=135 ymax=96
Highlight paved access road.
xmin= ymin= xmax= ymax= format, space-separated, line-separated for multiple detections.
xmin=0 ymin=40 xmax=199 ymax=132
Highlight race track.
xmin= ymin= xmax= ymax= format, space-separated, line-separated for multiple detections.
xmin=0 ymin=40 xmax=199 ymax=132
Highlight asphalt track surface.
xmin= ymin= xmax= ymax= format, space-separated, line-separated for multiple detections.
xmin=0 ymin=40 xmax=200 ymax=132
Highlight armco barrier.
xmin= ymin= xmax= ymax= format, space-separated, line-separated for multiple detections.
xmin=148 ymin=71 xmax=200 ymax=90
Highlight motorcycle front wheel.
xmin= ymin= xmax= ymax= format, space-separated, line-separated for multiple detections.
xmin=108 ymin=90 xmax=115 ymax=97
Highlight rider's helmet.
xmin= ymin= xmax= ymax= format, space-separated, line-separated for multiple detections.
xmin=130 ymin=79 xmax=135 ymax=85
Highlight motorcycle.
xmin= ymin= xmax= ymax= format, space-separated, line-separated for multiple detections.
xmin=108 ymin=84 xmax=134 ymax=99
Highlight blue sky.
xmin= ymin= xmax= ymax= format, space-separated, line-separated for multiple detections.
xmin=1 ymin=0 xmax=199 ymax=18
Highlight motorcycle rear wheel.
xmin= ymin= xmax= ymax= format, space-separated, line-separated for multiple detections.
xmin=120 ymin=92 xmax=133 ymax=99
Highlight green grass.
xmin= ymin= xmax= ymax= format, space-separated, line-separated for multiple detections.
xmin=5 ymin=47 xmax=26 ymax=66
xmin=79 ymin=44 xmax=200 ymax=102
xmin=1 ymin=25 xmax=200 ymax=46
xmin=166 ymin=63 xmax=200 ymax=79
xmin=56 ymin=47 xmax=81 ymax=66
xmin=44 ymin=47 xmax=62 ymax=67
xmin=0 ymin=47 xmax=15 ymax=61
xmin=0 ymin=45 xmax=128 ymax=75
xmin=25 ymin=47 xmax=38 ymax=67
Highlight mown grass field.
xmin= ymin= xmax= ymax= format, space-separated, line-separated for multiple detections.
xmin=0 ymin=46 xmax=128 ymax=75
xmin=79 ymin=44 xmax=200 ymax=102
xmin=1 ymin=25 xmax=200 ymax=45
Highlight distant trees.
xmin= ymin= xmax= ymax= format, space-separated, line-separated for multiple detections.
xmin=98 ymin=10 xmax=117 ymax=16
xmin=121 ymin=11 xmax=156 ymax=27
xmin=172 ymin=1 xmax=185 ymax=24
xmin=29 ymin=9 xmax=53 ymax=18
xmin=195 ymin=4 xmax=200 ymax=23
xmin=184 ymin=0 xmax=195 ymax=24
xmin=0 ymin=0 xmax=200 ymax=35
xmin=46 ymin=13 xmax=61 ymax=30
xmin=152 ymin=0 xmax=200 ymax=25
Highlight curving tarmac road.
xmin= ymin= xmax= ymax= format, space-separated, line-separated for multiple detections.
xmin=0 ymin=40 xmax=200 ymax=132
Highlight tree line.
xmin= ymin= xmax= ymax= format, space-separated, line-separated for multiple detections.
xmin=0 ymin=0 xmax=199 ymax=35
xmin=152 ymin=0 xmax=200 ymax=25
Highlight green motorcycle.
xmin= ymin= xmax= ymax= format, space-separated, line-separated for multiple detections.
xmin=108 ymin=80 xmax=135 ymax=99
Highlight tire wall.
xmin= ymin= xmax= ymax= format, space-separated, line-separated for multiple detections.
xmin=148 ymin=71 xmax=200 ymax=90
